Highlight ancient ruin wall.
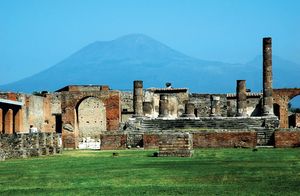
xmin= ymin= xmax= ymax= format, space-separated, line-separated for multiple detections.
xmin=274 ymin=129 xmax=300 ymax=147
xmin=0 ymin=133 xmax=62 ymax=161
xmin=193 ymin=130 xmax=257 ymax=148
xmin=190 ymin=94 xmax=227 ymax=117
xmin=227 ymin=95 xmax=262 ymax=117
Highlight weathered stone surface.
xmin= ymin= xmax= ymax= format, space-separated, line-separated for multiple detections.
xmin=263 ymin=37 xmax=274 ymax=116
xmin=158 ymin=133 xmax=193 ymax=157
xmin=190 ymin=94 xmax=227 ymax=117
xmin=60 ymin=86 xmax=121 ymax=148
xmin=63 ymin=123 xmax=74 ymax=132
xmin=140 ymin=117 xmax=278 ymax=130
xmin=0 ymin=133 xmax=62 ymax=161
xmin=236 ymin=80 xmax=247 ymax=117
xmin=274 ymin=129 xmax=300 ymax=147
xmin=273 ymin=88 xmax=300 ymax=128
xmin=193 ymin=130 xmax=256 ymax=148
xmin=143 ymin=133 xmax=160 ymax=149
xmin=100 ymin=133 xmax=127 ymax=150
xmin=133 ymin=80 xmax=143 ymax=117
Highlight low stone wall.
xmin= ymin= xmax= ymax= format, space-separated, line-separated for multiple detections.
xmin=0 ymin=133 xmax=62 ymax=161
xmin=192 ymin=130 xmax=257 ymax=148
xmin=100 ymin=133 xmax=127 ymax=150
xmin=143 ymin=133 xmax=160 ymax=149
xmin=158 ymin=133 xmax=193 ymax=157
xmin=274 ymin=129 xmax=300 ymax=147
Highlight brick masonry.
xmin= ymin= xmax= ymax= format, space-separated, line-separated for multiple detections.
xmin=143 ymin=133 xmax=160 ymax=149
xmin=274 ymin=129 xmax=300 ymax=147
xmin=192 ymin=130 xmax=257 ymax=148
xmin=158 ymin=133 xmax=193 ymax=157
xmin=100 ymin=133 xmax=127 ymax=150
xmin=61 ymin=88 xmax=121 ymax=148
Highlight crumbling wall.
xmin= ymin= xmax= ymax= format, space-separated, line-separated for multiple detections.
xmin=61 ymin=89 xmax=120 ymax=148
xmin=143 ymin=133 xmax=160 ymax=149
xmin=100 ymin=133 xmax=127 ymax=150
xmin=227 ymin=95 xmax=262 ymax=117
xmin=190 ymin=94 xmax=227 ymax=117
xmin=78 ymin=97 xmax=106 ymax=138
xmin=0 ymin=133 xmax=62 ymax=161
xmin=144 ymin=90 xmax=188 ymax=118
xmin=121 ymin=91 xmax=134 ymax=122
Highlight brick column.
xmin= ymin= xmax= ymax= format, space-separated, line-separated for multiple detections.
xmin=0 ymin=108 xmax=3 ymax=133
xmin=4 ymin=109 xmax=13 ymax=134
xmin=14 ymin=108 xmax=23 ymax=133
xmin=263 ymin=37 xmax=274 ymax=116
xmin=236 ymin=80 xmax=247 ymax=117
xmin=210 ymin=95 xmax=221 ymax=117
xmin=159 ymin=94 xmax=169 ymax=117
xmin=133 ymin=80 xmax=143 ymax=117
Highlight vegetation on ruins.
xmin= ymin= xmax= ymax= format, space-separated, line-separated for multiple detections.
xmin=0 ymin=149 xmax=299 ymax=195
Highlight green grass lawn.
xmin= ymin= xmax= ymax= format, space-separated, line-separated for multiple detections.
xmin=0 ymin=148 xmax=300 ymax=195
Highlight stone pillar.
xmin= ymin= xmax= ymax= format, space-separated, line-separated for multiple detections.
xmin=263 ymin=37 xmax=274 ymax=116
xmin=159 ymin=94 xmax=169 ymax=118
xmin=184 ymin=103 xmax=195 ymax=117
xmin=210 ymin=95 xmax=221 ymax=117
xmin=236 ymin=80 xmax=247 ymax=117
xmin=4 ymin=109 xmax=13 ymax=134
xmin=0 ymin=108 xmax=3 ymax=133
xmin=14 ymin=108 xmax=23 ymax=133
xmin=133 ymin=80 xmax=143 ymax=117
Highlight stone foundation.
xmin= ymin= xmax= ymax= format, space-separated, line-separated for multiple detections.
xmin=143 ymin=133 xmax=160 ymax=149
xmin=0 ymin=133 xmax=62 ymax=161
xmin=274 ymin=129 xmax=300 ymax=147
xmin=100 ymin=133 xmax=127 ymax=150
xmin=193 ymin=130 xmax=257 ymax=148
xmin=158 ymin=133 xmax=193 ymax=157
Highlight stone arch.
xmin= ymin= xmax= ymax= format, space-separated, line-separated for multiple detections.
xmin=273 ymin=88 xmax=300 ymax=128
xmin=76 ymin=96 xmax=106 ymax=140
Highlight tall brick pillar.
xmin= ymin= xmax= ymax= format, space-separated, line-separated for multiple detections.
xmin=0 ymin=108 xmax=3 ymax=133
xmin=133 ymin=80 xmax=143 ymax=117
xmin=159 ymin=94 xmax=169 ymax=118
xmin=263 ymin=37 xmax=274 ymax=116
xmin=14 ymin=108 xmax=23 ymax=133
xmin=236 ymin=80 xmax=247 ymax=117
xmin=4 ymin=109 xmax=13 ymax=134
xmin=210 ymin=95 xmax=221 ymax=117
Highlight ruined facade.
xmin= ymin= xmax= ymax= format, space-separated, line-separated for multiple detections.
xmin=1 ymin=37 xmax=300 ymax=154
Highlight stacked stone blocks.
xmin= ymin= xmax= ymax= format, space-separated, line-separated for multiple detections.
xmin=0 ymin=133 xmax=62 ymax=161
xmin=158 ymin=133 xmax=193 ymax=157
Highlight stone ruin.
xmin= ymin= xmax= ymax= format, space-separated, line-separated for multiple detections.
xmin=1 ymin=37 xmax=300 ymax=159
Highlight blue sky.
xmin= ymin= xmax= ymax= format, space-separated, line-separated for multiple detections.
xmin=0 ymin=0 xmax=300 ymax=85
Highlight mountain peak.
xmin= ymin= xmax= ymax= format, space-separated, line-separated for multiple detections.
xmin=114 ymin=33 xmax=156 ymax=43
xmin=68 ymin=34 xmax=190 ymax=64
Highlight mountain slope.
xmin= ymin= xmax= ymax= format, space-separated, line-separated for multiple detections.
xmin=0 ymin=34 xmax=299 ymax=94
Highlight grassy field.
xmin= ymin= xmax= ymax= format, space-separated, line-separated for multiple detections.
xmin=0 ymin=148 xmax=300 ymax=195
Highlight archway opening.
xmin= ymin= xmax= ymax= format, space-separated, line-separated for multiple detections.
xmin=76 ymin=97 xmax=106 ymax=149
xmin=273 ymin=103 xmax=280 ymax=119
xmin=288 ymin=95 xmax=300 ymax=128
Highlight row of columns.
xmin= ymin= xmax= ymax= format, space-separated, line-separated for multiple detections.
xmin=0 ymin=107 xmax=23 ymax=134
xmin=132 ymin=80 xmax=223 ymax=118
xmin=133 ymin=38 xmax=274 ymax=118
